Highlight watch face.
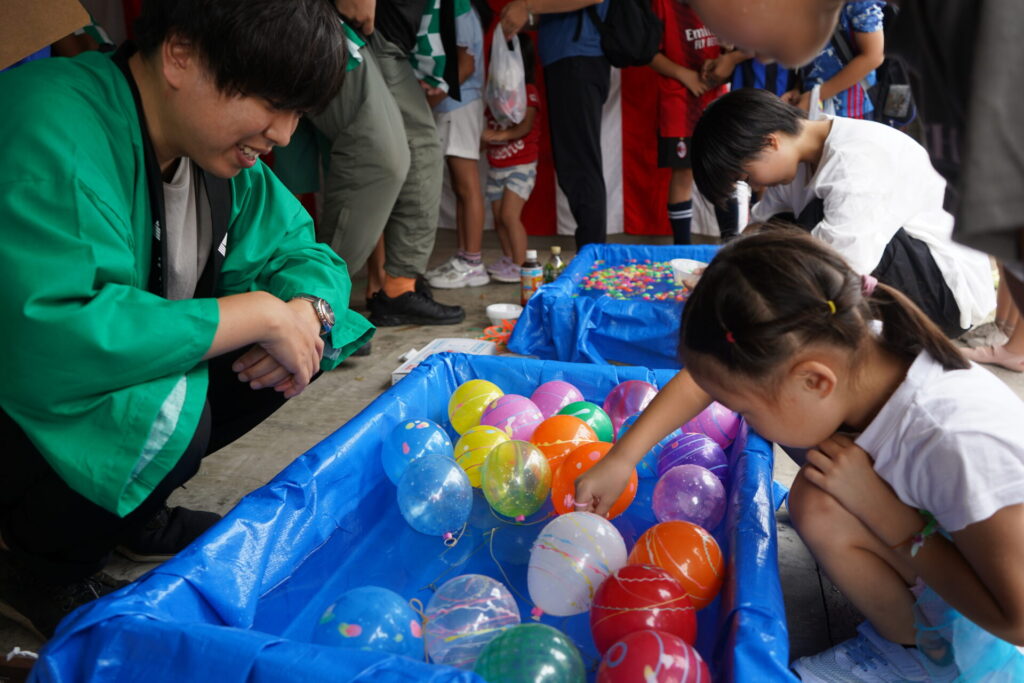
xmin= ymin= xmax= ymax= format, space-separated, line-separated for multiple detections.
xmin=320 ymin=299 xmax=335 ymax=327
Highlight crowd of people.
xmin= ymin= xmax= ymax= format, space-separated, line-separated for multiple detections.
xmin=1 ymin=0 xmax=1023 ymax=680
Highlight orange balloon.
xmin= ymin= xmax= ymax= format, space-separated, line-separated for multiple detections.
xmin=627 ymin=521 xmax=724 ymax=610
xmin=530 ymin=415 xmax=598 ymax=471
xmin=551 ymin=441 xmax=638 ymax=519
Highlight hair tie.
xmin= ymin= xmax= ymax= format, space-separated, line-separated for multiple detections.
xmin=861 ymin=274 xmax=878 ymax=297
xmin=725 ymin=331 xmax=736 ymax=344
xmin=826 ymin=300 xmax=836 ymax=315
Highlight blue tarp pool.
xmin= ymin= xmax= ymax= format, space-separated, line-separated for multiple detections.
xmin=32 ymin=353 xmax=794 ymax=682
xmin=509 ymin=244 xmax=721 ymax=368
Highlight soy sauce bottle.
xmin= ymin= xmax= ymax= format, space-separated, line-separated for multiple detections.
xmin=520 ymin=249 xmax=543 ymax=306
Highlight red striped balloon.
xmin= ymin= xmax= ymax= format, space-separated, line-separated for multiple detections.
xmin=590 ymin=564 xmax=696 ymax=655
xmin=597 ymin=629 xmax=711 ymax=682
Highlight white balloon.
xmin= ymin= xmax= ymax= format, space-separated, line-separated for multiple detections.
xmin=527 ymin=512 xmax=628 ymax=616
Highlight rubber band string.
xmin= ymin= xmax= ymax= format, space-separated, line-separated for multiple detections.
xmin=890 ymin=511 xmax=938 ymax=557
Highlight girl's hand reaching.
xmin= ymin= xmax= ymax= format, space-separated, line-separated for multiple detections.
xmin=573 ymin=452 xmax=636 ymax=517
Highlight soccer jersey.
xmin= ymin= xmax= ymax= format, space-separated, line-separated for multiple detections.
xmin=485 ymin=84 xmax=542 ymax=168
xmin=652 ymin=0 xmax=727 ymax=138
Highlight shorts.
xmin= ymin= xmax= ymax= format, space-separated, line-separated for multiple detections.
xmin=657 ymin=136 xmax=693 ymax=169
xmin=435 ymin=98 xmax=485 ymax=160
xmin=486 ymin=162 xmax=538 ymax=202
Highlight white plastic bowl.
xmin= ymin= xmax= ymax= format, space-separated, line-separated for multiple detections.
xmin=669 ymin=258 xmax=707 ymax=289
xmin=486 ymin=303 xmax=523 ymax=327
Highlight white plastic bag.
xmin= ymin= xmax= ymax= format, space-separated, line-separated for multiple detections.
xmin=485 ymin=31 xmax=527 ymax=127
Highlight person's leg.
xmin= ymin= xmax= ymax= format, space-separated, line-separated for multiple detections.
xmin=667 ymin=167 xmax=694 ymax=245
xmin=714 ymin=196 xmax=741 ymax=242
xmin=963 ymin=266 xmax=1024 ymax=371
xmin=308 ymin=44 xmax=409 ymax=272
xmin=499 ymin=188 xmax=529 ymax=267
xmin=996 ymin=270 xmax=1020 ymax=335
xmin=448 ymin=156 xmax=484 ymax=258
xmin=366 ymin=237 xmax=386 ymax=302
xmin=492 ymin=199 xmax=511 ymax=258
xmin=544 ymin=56 xmax=611 ymax=249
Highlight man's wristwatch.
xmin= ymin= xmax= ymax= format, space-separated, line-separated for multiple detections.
xmin=293 ymin=294 xmax=335 ymax=336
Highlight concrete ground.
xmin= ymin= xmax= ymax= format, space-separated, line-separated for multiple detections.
xmin=3 ymin=228 xmax=1021 ymax=677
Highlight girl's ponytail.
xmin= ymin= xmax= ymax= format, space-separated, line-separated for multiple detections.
xmin=869 ymin=283 xmax=969 ymax=371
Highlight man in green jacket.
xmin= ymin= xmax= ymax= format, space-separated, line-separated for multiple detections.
xmin=0 ymin=0 xmax=373 ymax=639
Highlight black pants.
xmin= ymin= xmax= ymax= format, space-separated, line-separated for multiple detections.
xmin=0 ymin=352 xmax=293 ymax=584
xmin=544 ymin=56 xmax=611 ymax=249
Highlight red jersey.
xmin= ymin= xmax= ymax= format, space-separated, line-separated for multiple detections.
xmin=486 ymin=84 xmax=542 ymax=168
xmin=652 ymin=0 xmax=727 ymax=138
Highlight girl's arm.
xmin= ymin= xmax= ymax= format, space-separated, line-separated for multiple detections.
xmin=816 ymin=29 xmax=884 ymax=103
xmin=649 ymin=53 xmax=707 ymax=98
xmin=483 ymin=105 xmax=537 ymax=143
xmin=574 ymin=369 xmax=713 ymax=515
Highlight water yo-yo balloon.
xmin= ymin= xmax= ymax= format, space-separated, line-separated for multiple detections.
xmin=424 ymin=574 xmax=520 ymax=668
xmin=529 ymin=414 xmax=597 ymax=471
xmin=628 ymin=521 xmax=724 ymax=610
xmin=658 ymin=433 xmax=728 ymax=483
xmin=602 ymin=380 xmax=659 ymax=436
xmin=528 ymin=512 xmax=627 ymax=616
xmin=681 ymin=401 xmax=740 ymax=449
xmin=448 ymin=380 xmax=504 ymax=435
xmin=480 ymin=394 xmax=544 ymax=442
xmin=313 ymin=586 xmax=423 ymax=660
xmin=652 ymin=464 xmax=727 ymax=529
xmin=481 ymin=440 xmax=552 ymax=519
xmin=454 ymin=425 xmax=509 ymax=488
xmin=397 ymin=454 xmax=472 ymax=537
xmin=618 ymin=413 xmax=682 ymax=479
xmin=590 ymin=564 xmax=697 ymax=654
xmin=558 ymin=401 xmax=614 ymax=442
xmin=596 ymin=629 xmax=710 ymax=683
xmin=380 ymin=418 xmax=453 ymax=485
xmin=551 ymin=441 xmax=637 ymax=519
xmin=530 ymin=380 xmax=585 ymax=419
xmin=474 ymin=623 xmax=585 ymax=683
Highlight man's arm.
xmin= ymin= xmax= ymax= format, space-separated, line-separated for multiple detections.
xmin=501 ymin=0 xmax=601 ymax=37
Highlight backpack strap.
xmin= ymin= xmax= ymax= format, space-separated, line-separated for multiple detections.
xmin=194 ymin=169 xmax=231 ymax=298
xmin=828 ymin=22 xmax=873 ymax=95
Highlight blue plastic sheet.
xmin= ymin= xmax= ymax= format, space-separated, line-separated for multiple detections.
xmin=32 ymin=354 xmax=794 ymax=682
xmin=509 ymin=244 xmax=721 ymax=368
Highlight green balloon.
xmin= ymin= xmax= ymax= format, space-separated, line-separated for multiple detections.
xmin=473 ymin=623 xmax=585 ymax=683
xmin=557 ymin=401 xmax=614 ymax=442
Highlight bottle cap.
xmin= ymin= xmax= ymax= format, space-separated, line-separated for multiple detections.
xmin=526 ymin=249 xmax=537 ymax=260
xmin=550 ymin=245 xmax=561 ymax=255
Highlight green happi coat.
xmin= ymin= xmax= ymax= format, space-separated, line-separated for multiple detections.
xmin=0 ymin=52 xmax=373 ymax=517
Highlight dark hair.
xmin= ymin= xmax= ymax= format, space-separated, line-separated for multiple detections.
xmin=692 ymin=88 xmax=807 ymax=208
xmin=134 ymin=0 xmax=346 ymax=114
xmin=518 ymin=33 xmax=536 ymax=85
xmin=679 ymin=227 xmax=968 ymax=390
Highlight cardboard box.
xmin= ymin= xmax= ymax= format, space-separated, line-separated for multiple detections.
xmin=391 ymin=338 xmax=497 ymax=384
xmin=0 ymin=0 xmax=89 ymax=71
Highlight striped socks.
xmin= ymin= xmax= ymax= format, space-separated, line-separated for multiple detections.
xmin=668 ymin=200 xmax=693 ymax=245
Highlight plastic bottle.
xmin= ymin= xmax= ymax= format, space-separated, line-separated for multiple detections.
xmin=520 ymin=249 xmax=543 ymax=306
xmin=543 ymin=245 xmax=565 ymax=284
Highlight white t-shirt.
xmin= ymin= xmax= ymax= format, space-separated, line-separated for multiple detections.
xmin=751 ymin=117 xmax=995 ymax=329
xmin=163 ymin=158 xmax=212 ymax=301
xmin=857 ymin=351 xmax=1024 ymax=532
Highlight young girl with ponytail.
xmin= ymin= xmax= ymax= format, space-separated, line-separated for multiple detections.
xmin=576 ymin=228 xmax=1024 ymax=681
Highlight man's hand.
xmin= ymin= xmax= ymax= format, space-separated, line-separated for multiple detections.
xmin=335 ymin=0 xmax=375 ymax=35
xmin=573 ymin=454 xmax=636 ymax=517
xmin=500 ymin=0 xmax=530 ymax=39
xmin=232 ymin=298 xmax=324 ymax=399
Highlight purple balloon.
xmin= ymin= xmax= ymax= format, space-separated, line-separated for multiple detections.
xmin=652 ymin=464 xmax=726 ymax=529
xmin=480 ymin=394 xmax=544 ymax=441
xmin=658 ymin=433 xmax=728 ymax=482
xmin=530 ymin=381 xmax=585 ymax=419
xmin=681 ymin=402 xmax=741 ymax=449
xmin=602 ymin=380 xmax=659 ymax=436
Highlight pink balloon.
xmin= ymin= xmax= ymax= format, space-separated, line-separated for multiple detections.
xmin=602 ymin=380 xmax=659 ymax=436
xmin=480 ymin=394 xmax=545 ymax=441
xmin=530 ymin=381 xmax=585 ymax=419
xmin=681 ymin=402 xmax=740 ymax=449
xmin=652 ymin=464 xmax=727 ymax=529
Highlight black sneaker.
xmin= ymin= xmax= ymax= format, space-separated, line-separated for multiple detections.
xmin=0 ymin=553 xmax=130 ymax=639
xmin=365 ymin=276 xmax=433 ymax=312
xmin=115 ymin=505 xmax=221 ymax=563
xmin=368 ymin=290 xmax=466 ymax=326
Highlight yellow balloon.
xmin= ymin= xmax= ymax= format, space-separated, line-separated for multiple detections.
xmin=448 ymin=380 xmax=504 ymax=435
xmin=454 ymin=425 xmax=510 ymax=487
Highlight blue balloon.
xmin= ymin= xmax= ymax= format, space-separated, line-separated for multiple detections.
xmin=397 ymin=454 xmax=472 ymax=537
xmin=617 ymin=414 xmax=681 ymax=479
xmin=312 ymin=586 xmax=423 ymax=659
xmin=381 ymin=419 xmax=454 ymax=485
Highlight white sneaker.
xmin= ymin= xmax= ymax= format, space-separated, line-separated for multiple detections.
xmin=792 ymin=622 xmax=958 ymax=682
xmin=427 ymin=258 xmax=490 ymax=289
xmin=425 ymin=254 xmax=460 ymax=279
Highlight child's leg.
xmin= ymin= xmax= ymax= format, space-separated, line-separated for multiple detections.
xmin=499 ymin=189 xmax=529 ymax=267
xmin=447 ymin=156 xmax=484 ymax=263
xmin=492 ymin=199 xmax=512 ymax=259
xmin=365 ymin=236 xmax=386 ymax=302
xmin=788 ymin=469 xmax=919 ymax=644
xmin=997 ymin=265 xmax=1020 ymax=335
xmin=668 ymin=167 xmax=694 ymax=245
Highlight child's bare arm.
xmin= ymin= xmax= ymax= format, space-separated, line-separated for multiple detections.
xmin=649 ymin=53 xmax=708 ymax=97
xmin=817 ymin=29 xmax=884 ymax=102
xmin=574 ymin=369 xmax=713 ymax=516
